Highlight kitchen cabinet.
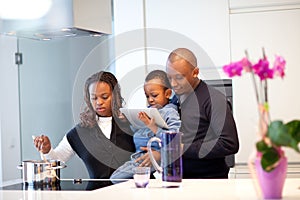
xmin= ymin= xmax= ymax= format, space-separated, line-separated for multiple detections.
xmin=144 ymin=0 xmax=230 ymax=79
xmin=230 ymin=0 xmax=300 ymax=12
xmin=0 ymin=35 xmax=21 ymax=182
xmin=113 ymin=0 xmax=148 ymax=107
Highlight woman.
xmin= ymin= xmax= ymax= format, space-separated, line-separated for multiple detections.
xmin=33 ymin=71 xmax=135 ymax=179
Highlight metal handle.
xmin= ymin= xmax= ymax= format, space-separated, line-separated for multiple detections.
xmin=49 ymin=163 xmax=67 ymax=170
xmin=17 ymin=164 xmax=23 ymax=170
xmin=44 ymin=163 xmax=67 ymax=170
xmin=147 ymin=137 xmax=162 ymax=173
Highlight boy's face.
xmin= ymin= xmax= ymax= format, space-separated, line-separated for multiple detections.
xmin=89 ymin=81 xmax=113 ymax=117
xmin=144 ymin=79 xmax=171 ymax=108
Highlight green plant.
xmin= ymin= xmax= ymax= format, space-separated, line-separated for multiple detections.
xmin=256 ymin=120 xmax=300 ymax=171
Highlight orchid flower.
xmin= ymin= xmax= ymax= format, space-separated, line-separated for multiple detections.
xmin=222 ymin=60 xmax=243 ymax=77
xmin=223 ymin=57 xmax=252 ymax=77
xmin=252 ymin=59 xmax=273 ymax=80
xmin=222 ymin=49 xmax=296 ymax=172
xmin=273 ymin=55 xmax=286 ymax=78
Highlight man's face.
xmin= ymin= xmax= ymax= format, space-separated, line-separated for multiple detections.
xmin=166 ymin=59 xmax=198 ymax=95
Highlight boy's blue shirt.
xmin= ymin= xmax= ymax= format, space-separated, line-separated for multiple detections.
xmin=131 ymin=103 xmax=181 ymax=152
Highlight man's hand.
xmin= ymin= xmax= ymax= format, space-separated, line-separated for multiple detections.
xmin=135 ymin=146 xmax=161 ymax=167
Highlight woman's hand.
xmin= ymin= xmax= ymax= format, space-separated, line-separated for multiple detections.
xmin=33 ymin=135 xmax=51 ymax=154
xmin=135 ymin=147 xmax=161 ymax=167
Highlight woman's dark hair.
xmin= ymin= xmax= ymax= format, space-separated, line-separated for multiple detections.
xmin=79 ymin=71 xmax=124 ymax=128
xmin=145 ymin=69 xmax=172 ymax=89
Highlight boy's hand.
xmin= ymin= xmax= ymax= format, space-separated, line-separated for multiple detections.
xmin=138 ymin=112 xmax=158 ymax=133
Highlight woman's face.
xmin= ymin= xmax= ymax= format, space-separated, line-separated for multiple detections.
xmin=89 ymin=81 xmax=113 ymax=117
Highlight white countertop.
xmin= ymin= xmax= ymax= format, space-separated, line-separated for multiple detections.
xmin=1 ymin=179 xmax=300 ymax=200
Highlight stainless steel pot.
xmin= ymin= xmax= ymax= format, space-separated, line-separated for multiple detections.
xmin=17 ymin=160 xmax=66 ymax=185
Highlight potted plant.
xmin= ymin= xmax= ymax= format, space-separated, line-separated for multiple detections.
xmin=223 ymin=48 xmax=300 ymax=199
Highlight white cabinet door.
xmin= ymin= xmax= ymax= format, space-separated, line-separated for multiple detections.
xmin=145 ymin=0 xmax=231 ymax=80
xmin=113 ymin=0 xmax=148 ymax=108
xmin=230 ymin=9 xmax=300 ymax=163
xmin=0 ymin=35 xmax=21 ymax=182
xmin=230 ymin=0 xmax=300 ymax=10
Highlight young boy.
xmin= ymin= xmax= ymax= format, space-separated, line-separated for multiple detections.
xmin=110 ymin=70 xmax=181 ymax=181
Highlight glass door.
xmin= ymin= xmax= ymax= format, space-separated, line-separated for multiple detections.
xmin=18 ymin=35 xmax=112 ymax=178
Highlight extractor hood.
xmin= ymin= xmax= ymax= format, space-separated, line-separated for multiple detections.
xmin=0 ymin=0 xmax=112 ymax=40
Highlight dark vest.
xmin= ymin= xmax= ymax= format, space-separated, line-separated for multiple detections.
xmin=67 ymin=118 xmax=135 ymax=179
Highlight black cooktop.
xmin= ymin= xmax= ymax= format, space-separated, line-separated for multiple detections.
xmin=0 ymin=179 xmax=114 ymax=191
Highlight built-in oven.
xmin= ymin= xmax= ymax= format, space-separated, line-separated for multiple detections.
xmin=205 ymin=79 xmax=235 ymax=168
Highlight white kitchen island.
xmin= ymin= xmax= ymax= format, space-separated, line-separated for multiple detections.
xmin=0 ymin=179 xmax=300 ymax=200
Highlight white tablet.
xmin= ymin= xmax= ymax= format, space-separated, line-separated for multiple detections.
xmin=120 ymin=107 xmax=169 ymax=129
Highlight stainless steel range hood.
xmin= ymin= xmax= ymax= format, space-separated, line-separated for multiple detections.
xmin=0 ymin=0 xmax=112 ymax=40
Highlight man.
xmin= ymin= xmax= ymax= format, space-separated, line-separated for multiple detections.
xmin=166 ymin=48 xmax=239 ymax=178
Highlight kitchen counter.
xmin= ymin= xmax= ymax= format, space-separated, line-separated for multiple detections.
xmin=0 ymin=178 xmax=300 ymax=200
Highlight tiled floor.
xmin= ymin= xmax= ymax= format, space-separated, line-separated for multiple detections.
xmin=229 ymin=163 xmax=300 ymax=179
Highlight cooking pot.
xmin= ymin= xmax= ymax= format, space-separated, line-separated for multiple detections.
xmin=17 ymin=160 xmax=66 ymax=185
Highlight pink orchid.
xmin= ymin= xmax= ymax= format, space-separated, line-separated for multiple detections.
xmin=273 ymin=55 xmax=286 ymax=78
xmin=252 ymin=59 xmax=273 ymax=80
xmin=222 ymin=50 xmax=286 ymax=107
xmin=223 ymin=61 xmax=243 ymax=77
xmin=223 ymin=57 xmax=252 ymax=77
xmin=241 ymin=57 xmax=252 ymax=72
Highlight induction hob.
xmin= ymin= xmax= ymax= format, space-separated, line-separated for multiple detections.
xmin=0 ymin=179 xmax=115 ymax=191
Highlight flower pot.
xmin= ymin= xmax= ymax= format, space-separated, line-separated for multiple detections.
xmin=255 ymin=156 xmax=287 ymax=199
